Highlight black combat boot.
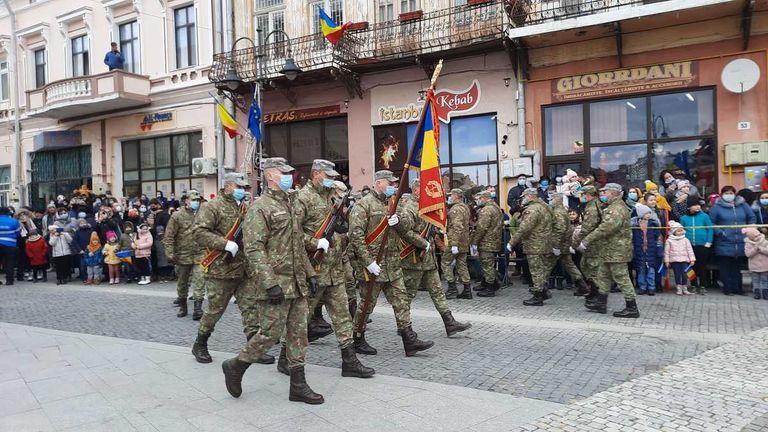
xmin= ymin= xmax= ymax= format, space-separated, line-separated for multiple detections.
xmin=173 ymin=297 xmax=182 ymax=306
xmin=312 ymin=306 xmax=332 ymax=330
xmin=586 ymin=293 xmax=608 ymax=314
xmin=192 ymin=299 xmax=203 ymax=320
xmin=445 ymin=282 xmax=458 ymax=299
xmin=440 ymin=311 xmax=471 ymax=336
xmin=523 ymin=290 xmax=545 ymax=306
xmin=401 ymin=326 xmax=434 ymax=357
xmin=277 ymin=345 xmax=290 ymax=375
xmin=289 ymin=367 xmax=325 ymax=404
xmin=457 ymin=283 xmax=473 ymax=299
xmin=354 ymin=334 xmax=378 ymax=355
xmin=308 ymin=326 xmax=334 ymax=342
xmin=192 ymin=333 xmax=212 ymax=363
xmin=574 ymin=279 xmax=589 ymax=297
xmin=493 ymin=279 xmax=502 ymax=290
xmin=613 ymin=299 xmax=640 ymax=318
xmin=177 ymin=300 xmax=188 ymax=318
xmin=245 ymin=333 xmax=276 ymax=364
xmin=222 ymin=357 xmax=251 ymax=398
xmin=341 ymin=346 xmax=375 ymax=378
xmin=476 ymin=281 xmax=495 ymax=297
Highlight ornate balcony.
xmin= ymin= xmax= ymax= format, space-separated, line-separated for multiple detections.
xmin=26 ymin=70 xmax=151 ymax=120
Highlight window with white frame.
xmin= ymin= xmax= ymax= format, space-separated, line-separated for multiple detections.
xmin=34 ymin=49 xmax=46 ymax=88
xmin=400 ymin=0 xmax=417 ymax=13
xmin=119 ymin=21 xmax=140 ymax=73
xmin=255 ymin=10 xmax=285 ymax=45
xmin=310 ymin=0 xmax=344 ymax=33
xmin=0 ymin=59 xmax=8 ymax=101
xmin=378 ymin=0 xmax=394 ymax=21
xmin=174 ymin=5 xmax=197 ymax=68
xmin=71 ymin=35 xmax=90 ymax=77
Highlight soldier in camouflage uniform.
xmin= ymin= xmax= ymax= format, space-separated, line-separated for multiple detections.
xmin=548 ymin=191 xmax=589 ymax=295
xmin=222 ymin=158 xmax=324 ymax=404
xmin=573 ymin=185 xmax=602 ymax=301
xmin=442 ymin=188 xmax=472 ymax=300
xmin=339 ymin=188 xmax=360 ymax=318
xmin=191 ymin=173 xmax=274 ymax=365
xmin=577 ymin=183 xmax=638 ymax=318
xmin=164 ymin=190 xmax=203 ymax=319
xmin=349 ymin=170 xmax=434 ymax=357
xmin=399 ymin=180 xmax=471 ymax=337
xmin=507 ymin=188 xmax=556 ymax=306
xmin=471 ymin=190 xmax=504 ymax=297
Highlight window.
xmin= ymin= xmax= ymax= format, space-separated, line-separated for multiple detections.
xmin=29 ymin=146 xmax=92 ymax=210
xmin=174 ymin=5 xmax=197 ymax=69
xmin=400 ymin=0 xmax=417 ymax=12
xmin=256 ymin=10 xmax=285 ymax=48
xmin=122 ymin=132 xmax=203 ymax=197
xmin=71 ymin=35 xmax=89 ymax=77
xmin=544 ymin=104 xmax=583 ymax=156
xmin=119 ymin=21 xmax=140 ymax=73
xmin=310 ymin=0 xmax=342 ymax=50
xmin=0 ymin=60 xmax=8 ymax=101
xmin=34 ymin=49 xmax=46 ymax=88
xmin=378 ymin=0 xmax=394 ymax=21
xmin=589 ymin=97 xmax=646 ymax=144
xmin=0 ymin=166 xmax=10 ymax=192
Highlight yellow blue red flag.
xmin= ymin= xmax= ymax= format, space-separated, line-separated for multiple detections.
xmin=319 ymin=8 xmax=348 ymax=45
xmin=409 ymin=90 xmax=447 ymax=230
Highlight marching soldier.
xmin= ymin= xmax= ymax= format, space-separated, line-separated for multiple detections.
xmin=399 ymin=180 xmax=471 ymax=337
xmin=573 ymin=185 xmax=602 ymax=302
xmin=339 ymin=187 xmax=360 ymax=318
xmin=577 ymin=183 xmax=638 ymax=318
xmin=507 ymin=188 xmax=555 ymax=306
xmin=349 ymin=170 xmax=434 ymax=357
xmin=222 ymin=158 xmax=324 ymax=403
xmin=191 ymin=173 xmax=274 ymax=365
xmin=548 ymin=191 xmax=589 ymax=295
xmin=164 ymin=190 xmax=204 ymax=319
xmin=442 ymin=188 xmax=472 ymax=300
xmin=285 ymin=159 xmax=374 ymax=378
xmin=471 ymin=190 xmax=504 ymax=297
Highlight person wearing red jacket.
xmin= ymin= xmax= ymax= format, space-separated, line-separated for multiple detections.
xmin=25 ymin=229 xmax=49 ymax=282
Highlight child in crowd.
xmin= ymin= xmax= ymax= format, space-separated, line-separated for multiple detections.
xmin=49 ymin=225 xmax=73 ymax=285
xmin=102 ymin=231 xmax=121 ymax=284
xmin=25 ymin=229 xmax=48 ymax=282
xmin=743 ymin=227 xmax=768 ymax=300
xmin=83 ymin=232 xmax=103 ymax=284
xmin=133 ymin=223 xmax=153 ymax=285
xmin=632 ymin=204 xmax=662 ymax=296
xmin=665 ymin=221 xmax=696 ymax=296
xmin=680 ymin=196 xmax=714 ymax=295
xmin=119 ymin=222 xmax=136 ymax=282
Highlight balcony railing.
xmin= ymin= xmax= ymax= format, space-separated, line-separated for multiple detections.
xmin=210 ymin=0 xmax=506 ymax=83
xmin=45 ymin=78 xmax=92 ymax=102
xmin=507 ymin=0 xmax=670 ymax=27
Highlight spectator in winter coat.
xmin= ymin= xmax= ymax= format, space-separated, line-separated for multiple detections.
xmin=49 ymin=226 xmax=72 ymax=285
xmin=133 ymin=223 xmax=153 ymax=285
xmin=670 ymin=180 xmax=697 ymax=221
xmin=119 ymin=222 xmax=137 ymax=282
xmin=743 ymin=227 xmax=768 ymax=300
xmin=506 ymin=174 xmax=528 ymax=216
xmin=102 ymin=231 xmax=121 ymax=284
xmin=665 ymin=221 xmax=696 ymax=296
xmin=25 ymin=229 xmax=48 ymax=282
xmin=709 ymin=185 xmax=756 ymax=295
xmin=72 ymin=220 xmax=94 ymax=281
xmin=753 ymin=192 xmax=768 ymax=235
xmin=83 ymin=232 xmax=103 ymax=284
xmin=0 ymin=207 xmax=21 ymax=285
xmin=41 ymin=204 xmax=57 ymax=237
xmin=679 ymin=196 xmax=714 ymax=294
xmin=15 ymin=210 xmax=36 ymax=282
xmin=632 ymin=204 xmax=663 ymax=295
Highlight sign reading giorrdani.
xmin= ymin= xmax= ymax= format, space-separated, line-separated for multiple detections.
xmin=552 ymin=61 xmax=698 ymax=101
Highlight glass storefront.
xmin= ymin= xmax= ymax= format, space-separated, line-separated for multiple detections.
xmin=30 ymin=146 xmax=92 ymax=209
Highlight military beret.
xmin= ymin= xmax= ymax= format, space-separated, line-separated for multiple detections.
xmin=222 ymin=172 xmax=250 ymax=186
xmin=600 ymin=183 xmax=623 ymax=193
xmin=311 ymin=159 xmax=339 ymax=177
xmin=263 ymin=157 xmax=294 ymax=173
xmin=521 ymin=188 xmax=539 ymax=197
xmin=374 ymin=170 xmax=398 ymax=182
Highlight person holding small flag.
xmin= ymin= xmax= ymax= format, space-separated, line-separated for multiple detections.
xmin=665 ymin=221 xmax=696 ymax=296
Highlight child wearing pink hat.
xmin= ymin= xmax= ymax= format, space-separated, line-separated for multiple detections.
xmin=743 ymin=227 xmax=768 ymax=300
xmin=664 ymin=221 xmax=696 ymax=296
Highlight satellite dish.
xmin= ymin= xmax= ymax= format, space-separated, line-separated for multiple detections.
xmin=721 ymin=58 xmax=760 ymax=93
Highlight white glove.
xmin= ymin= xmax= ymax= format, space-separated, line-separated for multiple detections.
xmin=451 ymin=246 xmax=459 ymax=255
xmin=704 ymin=242 xmax=711 ymax=248
xmin=569 ymin=247 xmax=576 ymax=254
xmin=366 ymin=261 xmax=381 ymax=276
xmin=424 ymin=242 xmax=431 ymax=253
xmin=224 ymin=240 xmax=239 ymax=257
xmin=387 ymin=214 xmax=399 ymax=226
xmin=506 ymin=243 xmax=513 ymax=253
xmin=552 ymin=248 xmax=561 ymax=256
xmin=576 ymin=242 xmax=587 ymax=252
xmin=316 ymin=238 xmax=330 ymax=252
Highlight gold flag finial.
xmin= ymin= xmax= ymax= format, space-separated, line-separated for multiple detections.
xmin=430 ymin=59 xmax=444 ymax=89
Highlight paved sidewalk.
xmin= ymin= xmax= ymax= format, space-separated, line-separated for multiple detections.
xmin=0 ymin=322 xmax=562 ymax=432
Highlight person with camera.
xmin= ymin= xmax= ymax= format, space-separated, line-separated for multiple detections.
xmin=48 ymin=225 xmax=73 ymax=285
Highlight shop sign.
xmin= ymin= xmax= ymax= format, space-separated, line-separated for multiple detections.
xmin=139 ymin=111 xmax=176 ymax=132
xmin=263 ymin=105 xmax=341 ymax=125
xmin=32 ymin=130 xmax=82 ymax=152
xmin=378 ymin=80 xmax=481 ymax=124
xmin=552 ymin=61 xmax=698 ymax=102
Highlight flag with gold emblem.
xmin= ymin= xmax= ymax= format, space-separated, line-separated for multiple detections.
xmin=408 ymin=90 xmax=446 ymax=230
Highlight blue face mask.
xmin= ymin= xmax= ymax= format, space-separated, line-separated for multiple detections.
xmin=279 ymin=175 xmax=293 ymax=191
xmin=599 ymin=196 xmax=609 ymax=203
xmin=761 ymin=199 xmax=768 ymax=206
xmin=322 ymin=178 xmax=335 ymax=189
xmin=628 ymin=192 xmax=638 ymax=201
xmin=232 ymin=188 xmax=246 ymax=201
xmin=384 ymin=185 xmax=396 ymax=198
xmin=540 ymin=181 xmax=549 ymax=188
xmin=580 ymin=196 xmax=588 ymax=204
xmin=190 ymin=201 xmax=201 ymax=211
xmin=721 ymin=194 xmax=735 ymax=203
xmin=447 ymin=196 xmax=454 ymax=205
xmin=490 ymin=192 xmax=496 ymax=199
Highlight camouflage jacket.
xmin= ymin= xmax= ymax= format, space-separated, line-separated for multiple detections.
xmin=397 ymin=195 xmax=434 ymax=271
xmin=349 ymin=190 xmax=411 ymax=282
xmin=582 ymin=197 xmax=632 ymax=263
xmin=163 ymin=207 xmax=200 ymax=265
xmin=243 ymin=188 xmax=314 ymax=299
xmin=508 ymin=199 xmax=554 ymax=255
xmin=551 ymin=204 xmax=573 ymax=252
xmin=471 ymin=201 xmax=503 ymax=253
xmin=446 ymin=202 xmax=471 ymax=252
xmin=295 ymin=183 xmax=345 ymax=286
xmin=191 ymin=192 xmax=247 ymax=279
xmin=575 ymin=198 xmax=603 ymax=258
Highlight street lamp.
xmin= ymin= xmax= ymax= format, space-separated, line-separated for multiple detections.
xmin=214 ymin=33 xmax=302 ymax=94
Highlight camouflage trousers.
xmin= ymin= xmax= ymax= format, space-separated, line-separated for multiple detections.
xmin=197 ymin=277 xmax=259 ymax=338
xmin=403 ymin=268 xmax=450 ymax=314
xmin=580 ymin=255 xmax=601 ymax=282
xmin=238 ymin=296 xmax=308 ymax=367
xmin=175 ymin=264 xmax=206 ymax=300
xmin=440 ymin=251 xmax=470 ymax=284
xmin=529 ymin=254 xmax=555 ymax=294
xmin=548 ymin=254 xmax=584 ymax=282
xmin=595 ymin=261 xmax=636 ymax=300
xmin=308 ymin=282 xmax=353 ymax=349
xmin=478 ymin=251 xmax=497 ymax=284
xmin=344 ymin=260 xmax=357 ymax=304
xmin=353 ymin=276 xmax=412 ymax=335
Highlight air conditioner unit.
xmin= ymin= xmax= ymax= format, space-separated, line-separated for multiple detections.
xmin=192 ymin=157 xmax=218 ymax=176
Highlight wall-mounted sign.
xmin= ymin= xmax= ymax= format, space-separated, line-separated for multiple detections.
xmin=552 ymin=61 xmax=699 ymax=102
xmin=32 ymin=130 xmax=82 ymax=152
xmin=263 ymin=105 xmax=341 ymax=125
xmin=139 ymin=111 xmax=176 ymax=132
xmin=378 ymin=80 xmax=482 ymax=124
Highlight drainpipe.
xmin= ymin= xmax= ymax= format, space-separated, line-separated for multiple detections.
xmin=213 ymin=0 xmax=225 ymax=188
xmin=515 ymin=56 xmax=540 ymax=181
xmin=3 ymin=0 xmax=24 ymax=206
xmin=222 ymin=0 xmax=236 ymax=174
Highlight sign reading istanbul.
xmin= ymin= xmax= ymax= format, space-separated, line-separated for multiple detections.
xmin=378 ymin=80 xmax=481 ymax=124
xmin=263 ymin=105 xmax=341 ymax=125
xmin=552 ymin=61 xmax=699 ymax=101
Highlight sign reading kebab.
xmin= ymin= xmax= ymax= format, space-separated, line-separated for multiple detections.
xmin=378 ymin=80 xmax=481 ymax=124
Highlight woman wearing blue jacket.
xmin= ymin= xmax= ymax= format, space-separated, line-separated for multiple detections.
xmin=679 ymin=196 xmax=714 ymax=294
xmin=709 ymin=186 xmax=756 ymax=295
xmin=631 ymin=204 xmax=663 ymax=295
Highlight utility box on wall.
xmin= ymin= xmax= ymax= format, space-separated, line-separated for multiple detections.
xmin=724 ymin=141 xmax=768 ymax=166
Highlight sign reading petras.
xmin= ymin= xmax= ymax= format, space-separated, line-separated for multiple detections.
xmin=378 ymin=80 xmax=481 ymax=124
xmin=263 ymin=105 xmax=341 ymax=125
xmin=552 ymin=61 xmax=698 ymax=101
xmin=139 ymin=112 xmax=174 ymax=131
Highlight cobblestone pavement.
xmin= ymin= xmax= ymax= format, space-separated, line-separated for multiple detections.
xmin=2 ymin=278 xmax=763 ymax=407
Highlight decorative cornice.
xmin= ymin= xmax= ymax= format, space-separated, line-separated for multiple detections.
xmin=56 ymin=6 xmax=94 ymax=34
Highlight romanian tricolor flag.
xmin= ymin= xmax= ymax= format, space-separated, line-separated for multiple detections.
xmin=217 ymin=103 xmax=238 ymax=138
xmin=319 ymin=8 xmax=348 ymax=45
xmin=686 ymin=264 xmax=697 ymax=282
xmin=409 ymin=90 xmax=447 ymax=230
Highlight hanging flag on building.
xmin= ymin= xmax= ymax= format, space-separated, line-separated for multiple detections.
xmin=247 ymin=96 xmax=262 ymax=141
xmin=319 ymin=8 xmax=348 ymax=45
xmin=216 ymin=103 xmax=239 ymax=138
xmin=408 ymin=89 xmax=447 ymax=230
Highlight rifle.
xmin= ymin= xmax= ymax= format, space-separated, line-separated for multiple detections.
xmin=312 ymin=190 xmax=352 ymax=261
xmin=419 ymin=224 xmax=436 ymax=259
